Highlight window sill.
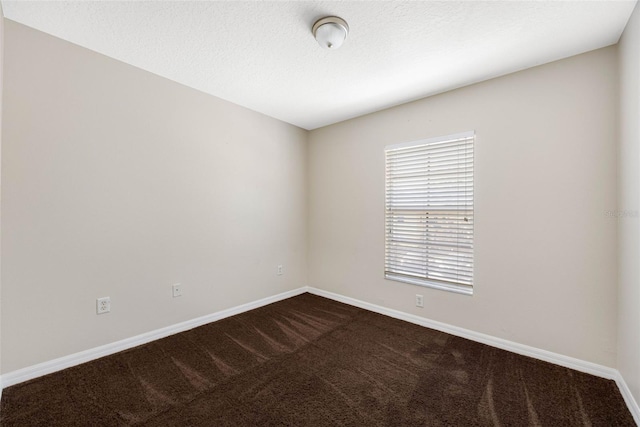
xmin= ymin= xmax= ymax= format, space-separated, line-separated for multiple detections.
xmin=385 ymin=273 xmax=473 ymax=296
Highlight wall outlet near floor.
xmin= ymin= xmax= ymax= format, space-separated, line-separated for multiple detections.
xmin=96 ymin=297 xmax=111 ymax=314
xmin=172 ymin=283 xmax=183 ymax=298
xmin=277 ymin=265 xmax=283 ymax=276
xmin=415 ymin=294 xmax=424 ymax=308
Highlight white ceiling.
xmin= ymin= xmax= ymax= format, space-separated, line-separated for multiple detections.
xmin=1 ymin=1 xmax=637 ymax=130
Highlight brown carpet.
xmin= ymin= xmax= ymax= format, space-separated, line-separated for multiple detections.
xmin=0 ymin=293 xmax=635 ymax=426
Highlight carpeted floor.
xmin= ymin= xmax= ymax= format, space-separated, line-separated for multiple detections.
xmin=0 ymin=293 xmax=635 ymax=426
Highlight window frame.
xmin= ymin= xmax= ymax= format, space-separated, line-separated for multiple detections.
xmin=384 ymin=131 xmax=475 ymax=296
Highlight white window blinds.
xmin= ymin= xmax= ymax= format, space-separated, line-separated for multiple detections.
xmin=385 ymin=131 xmax=474 ymax=295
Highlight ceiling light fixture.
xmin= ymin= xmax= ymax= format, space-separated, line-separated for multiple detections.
xmin=312 ymin=16 xmax=349 ymax=50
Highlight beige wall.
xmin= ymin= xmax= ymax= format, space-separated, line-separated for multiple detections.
xmin=618 ymin=3 xmax=640 ymax=407
xmin=308 ymin=47 xmax=619 ymax=367
xmin=1 ymin=21 xmax=308 ymax=373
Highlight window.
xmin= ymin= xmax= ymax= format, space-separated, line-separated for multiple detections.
xmin=385 ymin=131 xmax=474 ymax=295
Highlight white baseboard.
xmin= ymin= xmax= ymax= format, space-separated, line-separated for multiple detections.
xmin=615 ymin=370 xmax=640 ymax=425
xmin=0 ymin=287 xmax=307 ymax=390
xmin=306 ymin=287 xmax=616 ymax=378
xmin=307 ymin=287 xmax=640 ymax=424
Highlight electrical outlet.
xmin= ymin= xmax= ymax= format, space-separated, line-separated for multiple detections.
xmin=277 ymin=265 xmax=283 ymax=276
xmin=96 ymin=297 xmax=111 ymax=314
xmin=415 ymin=294 xmax=424 ymax=308
xmin=172 ymin=283 xmax=183 ymax=298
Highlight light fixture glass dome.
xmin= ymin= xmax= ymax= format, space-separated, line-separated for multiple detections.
xmin=313 ymin=17 xmax=349 ymax=50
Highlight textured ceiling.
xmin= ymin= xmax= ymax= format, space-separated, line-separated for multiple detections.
xmin=1 ymin=1 xmax=637 ymax=130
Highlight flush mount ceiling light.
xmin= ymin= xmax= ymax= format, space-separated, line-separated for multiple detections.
xmin=312 ymin=16 xmax=349 ymax=50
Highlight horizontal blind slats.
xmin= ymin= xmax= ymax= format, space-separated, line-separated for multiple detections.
xmin=386 ymin=258 xmax=473 ymax=272
xmin=386 ymin=187 xmax=473 ymax=196
xmin=387 ymin=153 xmax=474 ymax=167
xmin=385 ymin=133 xmax=474 ymax=290
xmin=387 ymin=227 xmax=474 ymax=237
xmin=387 ymin=154 xmax=474 ymax=169
xmin=385 ymin=247 xmax=474 ymax=259
xmin=387 ymin=145 xmax=474 ymax=159
xmin=386 ymin=269 xmax=473 ymax=286
xmin=386 ymin=171 xmax=473 ymax=181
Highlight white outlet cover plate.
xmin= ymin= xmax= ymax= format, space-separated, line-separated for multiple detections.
xmin=96 ymin=297 xmax=111 ymax=314
xmin=172 ymin=283 xmax=183 ymax=297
